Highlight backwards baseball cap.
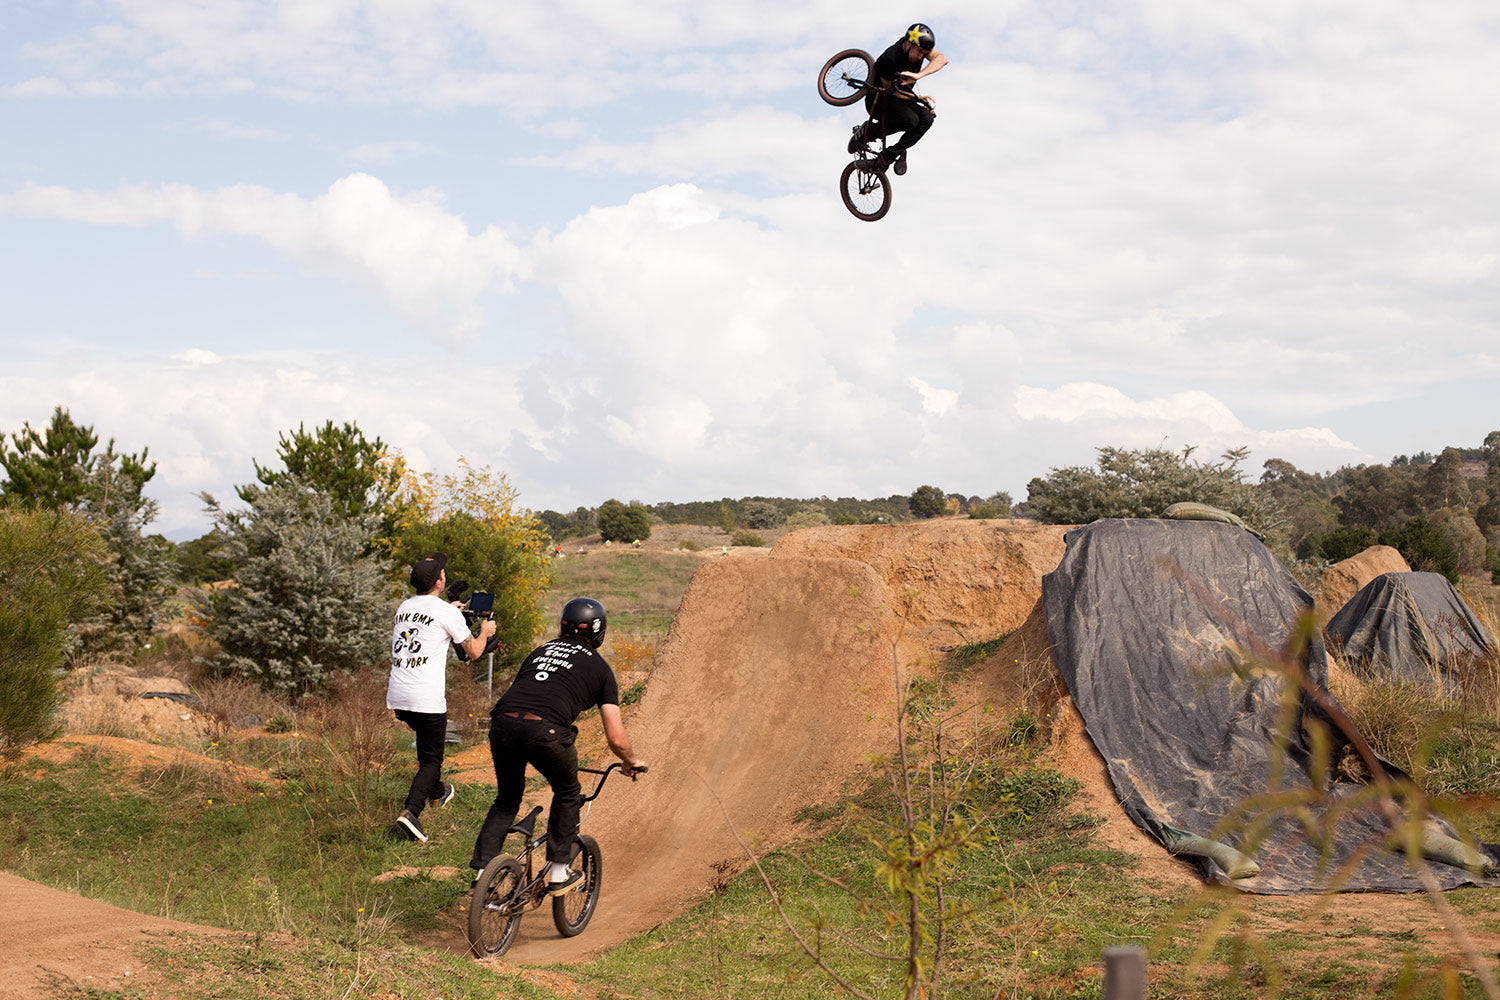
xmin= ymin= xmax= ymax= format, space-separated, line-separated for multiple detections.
xmin=410 ymin=553 xmax=448 ymax=592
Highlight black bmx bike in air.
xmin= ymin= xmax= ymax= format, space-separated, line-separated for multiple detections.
xmin=466 ymin=762 xmax=644 ymax=959
xmin=817 ymin=48 xmax=932 ymax=222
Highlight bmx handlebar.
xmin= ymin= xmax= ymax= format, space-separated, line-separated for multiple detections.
xmin=578 ymin=761 xmax=647 ymax=804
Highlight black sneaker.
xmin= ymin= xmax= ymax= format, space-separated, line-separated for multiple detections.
xmin=430 ymin=781 xmax=456 ymax=808
xmin=847 ymin=122 xmax=869 ymax=154
xmin=395 ymin=809 xmax=428 ymax=843
xmin=893 ymin=152 xmax=907 ymax=176
xmin=545 ymin=870 xmax=584 ymax=896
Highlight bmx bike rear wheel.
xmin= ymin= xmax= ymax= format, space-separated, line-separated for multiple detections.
xmin=840 ymin=160 xmax=892 ymax=222
xmin=552 ymin=834 xmax=603 ymax=937
xmin=818 ymin=49 xmax=873 ymax=106
xmin=467 ymin=854 xmax=525 ymax=957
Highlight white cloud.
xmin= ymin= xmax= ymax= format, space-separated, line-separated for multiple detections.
xmin=0 ymin=350 xmax=539 ymax=536
xmin=1 ymin=174 xmax=527 ymax=337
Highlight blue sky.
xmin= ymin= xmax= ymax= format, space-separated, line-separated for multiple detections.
xmin=3 ymin=1 xmax=1498 ymax=538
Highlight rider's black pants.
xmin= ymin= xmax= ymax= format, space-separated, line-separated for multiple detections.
xmin=394 ymin=709 xmax=447 ymax=817
xmin=470 ymin=714 xmax=582 ymax=870
xmin=866 ymin=93 xmax=935 ymax=154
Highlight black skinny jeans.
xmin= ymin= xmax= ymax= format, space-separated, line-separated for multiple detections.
xmin=470 ymin=714 xmax=582 ymax=870
xmin=866 ymin=92 xmax=935 ymax=154
xmin=394 ymin=709 xmax=447 ymax=816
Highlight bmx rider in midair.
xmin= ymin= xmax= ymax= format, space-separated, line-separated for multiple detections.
xmin=848 ymin=23 xmax=948 ymax=175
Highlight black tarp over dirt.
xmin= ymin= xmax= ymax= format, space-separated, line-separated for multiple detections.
xmin=1042 ymin=519 xmax=1499 ymax=893
xmin=1327 ymin=571 xmax=1498 ymax=688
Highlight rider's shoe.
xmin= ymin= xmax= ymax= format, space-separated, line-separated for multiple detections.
xmin=893 ymin=151 xmax=908 ymax=176
xmin=847 ymin=122 xmax=870 ymax=153
xmin=545 ymin=870 xmax=584 ymax=896
xmin=430 ymin=781 xmax=456 ymax=808
xmin=395 ymin=809 xmax=428 ymax=843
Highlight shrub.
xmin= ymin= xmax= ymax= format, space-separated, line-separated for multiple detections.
xmin=192 ymin=481 xmax=395 ymax=695
xmin=597 ymin=499 xmax=652 ymax=543
xmin=1 ymin=406 xmax=172 ymax=652
xmin=968 ymin=490 xmax=1014 ymax=519
xmin=1024 ymin=445 xmax=1274 ymax=532
xmin=785 ymin=505 xmax=830 ymax=530
xmin=1429 ymin=507 xmax=1486 ymax=576
xmin=1318 ymin=525 xmax=1378 ymax=562
xmin=732 ymin=531 xmax=765 ymax=547
xmin=739 ymin=500 xmax=784 ymax=530
xmin=395 ymin=510 xmax=550 ymax=677
xmin=677 ymin=538 xmax=703 ymax=552
xmin=1381 ymin=515 xmax=1459 ymax=583
xmin=0 ymin=508 xmax=110 ymax=754
xmin=909 ymin=485 xmax=947 ymax=519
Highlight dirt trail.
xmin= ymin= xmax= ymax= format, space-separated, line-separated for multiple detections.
xmin=0 ymin=872 xmax=227 ymax=998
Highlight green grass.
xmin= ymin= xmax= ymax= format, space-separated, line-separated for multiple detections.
xmin=7 ymin=732 xmax=1500 ymax=1000
xmin=543 ymin=549 xmax=700 ymax=640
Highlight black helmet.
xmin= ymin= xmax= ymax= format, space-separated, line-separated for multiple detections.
xmin=905 ymin=23 xmax=935 ymax=51
xmin=560 ymin=597 xmax=607 ymax=648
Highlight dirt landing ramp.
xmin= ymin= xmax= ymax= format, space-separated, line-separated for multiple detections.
xmin=1317 ymin=545 xmax=1411 ymax=623
xmin=502 ymin=555 xmax=916 ymax=963
xmin=771 ymin=521 xmax=1069 ymax=646
xmin=0 ymin=872 xmax=226 ymax=997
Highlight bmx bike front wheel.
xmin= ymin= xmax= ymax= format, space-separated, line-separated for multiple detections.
xmin=840 ymin=160 xmax=892 ymax=222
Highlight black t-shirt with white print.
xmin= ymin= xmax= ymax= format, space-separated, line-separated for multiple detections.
xmin=493 ymin=637 xmax=619 ymax=727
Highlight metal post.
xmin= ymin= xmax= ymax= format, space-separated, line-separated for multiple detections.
xmin=486 ymin=651 xmax=494 ymax=694
xmin=1103 ymin=946 xmax=1146 ymax=1000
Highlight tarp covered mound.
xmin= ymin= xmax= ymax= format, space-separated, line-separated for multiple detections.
xmin=1042 ymin=518 xmax=1499 ymax=893
xmin=1327 ymin=572 xmax=1498 ymax=688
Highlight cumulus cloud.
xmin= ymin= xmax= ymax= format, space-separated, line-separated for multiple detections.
xmin=0 ymin=350 xmax=540 ymax=536
xmin=1 ymin=174 xmax=526 ymax=337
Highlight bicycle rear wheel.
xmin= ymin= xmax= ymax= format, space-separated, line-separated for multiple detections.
xmin=840 ymin=160 xmax=892 ymax=222
xmin=467 ymin=854 xmax=525 ymax=958
xmin=818 ymin=49 xmax=873 ymax=106
xmin=551 ymin=834 xmax=603 ymax=937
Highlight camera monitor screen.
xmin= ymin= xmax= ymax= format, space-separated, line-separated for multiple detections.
xmin=469 ymin=591 xmax=495 ymax=614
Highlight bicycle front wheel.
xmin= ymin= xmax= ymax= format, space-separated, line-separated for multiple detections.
xmin=551 ymin=834 xmax=603 ymax=937
xmin=468 ymin=854 xmax=525 ymax=958
xmin=840 ymin=160 xmax=892 ymax=222
xmin=818 ymin=49 xmax=873 ymax=106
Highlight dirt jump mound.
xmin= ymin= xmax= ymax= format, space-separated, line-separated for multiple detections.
xmin=771 ymin=521 xmax=1068 ymax=646
xmin=1317 ymin=544 xmax=1411 ymax=622
xmin=505 ymin=521 xmax=1069 ymax=963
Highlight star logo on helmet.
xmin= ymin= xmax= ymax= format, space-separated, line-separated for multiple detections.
xmin=908 ymin=26 xmax=925 ymax=44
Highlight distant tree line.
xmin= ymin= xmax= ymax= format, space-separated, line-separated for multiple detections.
xmin=1020 ymin=435 xmax=1500 ymax=584
xmin=535 ymin=487 xmax=1016 ymax=542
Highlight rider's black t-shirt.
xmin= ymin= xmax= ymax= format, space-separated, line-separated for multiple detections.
xmin=492 ymin=637 xmax=620 ymax=727
xmin=873 ymin=40 xmax=924 ymax=93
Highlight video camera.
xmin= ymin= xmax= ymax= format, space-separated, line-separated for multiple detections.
xmin=444 ymin=578 xmax=503 ymax=661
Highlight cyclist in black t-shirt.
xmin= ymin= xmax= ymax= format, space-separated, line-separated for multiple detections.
xmin=847 ymin=23 xmax=949 ymax=175
xmin=469 ymin=598 xmax=647 ymax=893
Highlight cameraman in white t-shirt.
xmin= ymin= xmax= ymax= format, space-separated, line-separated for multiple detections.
xmin=388 ymin=552 xmax=497 ymax=843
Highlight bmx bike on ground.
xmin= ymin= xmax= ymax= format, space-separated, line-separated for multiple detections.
xmin=817 ymin=48 xmax=932 ymax=222
xmin=466 ymin=761 xmax=644 ymax=958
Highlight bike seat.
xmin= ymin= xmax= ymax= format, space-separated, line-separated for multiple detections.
xmin=507 ymin=805 xmax=543 ymax=837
